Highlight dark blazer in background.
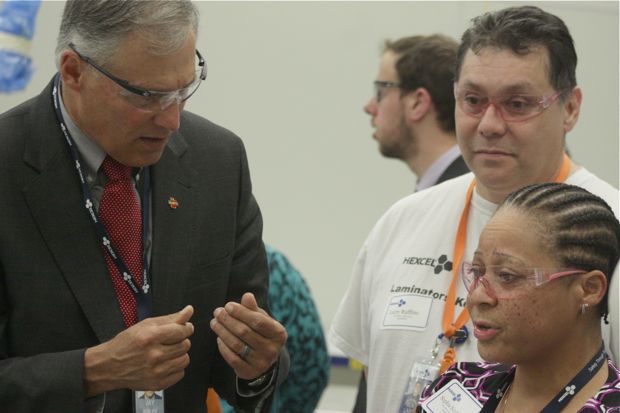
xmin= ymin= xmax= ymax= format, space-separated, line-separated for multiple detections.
xmin=0 ymin=79 xmax=271 ymax=413
xmin=435 ymin=155 xmax=470 ymax=185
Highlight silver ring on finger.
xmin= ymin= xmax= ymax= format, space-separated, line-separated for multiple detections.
xmin=239 ymin=344 xmax=251 ymax=361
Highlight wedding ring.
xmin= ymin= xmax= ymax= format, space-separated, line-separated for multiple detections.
xmin=239 ymin=344 xmax=251 ymax=360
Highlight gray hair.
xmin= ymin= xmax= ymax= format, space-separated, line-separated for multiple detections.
xmin=55 ymin=0 xmax=199 ymax=68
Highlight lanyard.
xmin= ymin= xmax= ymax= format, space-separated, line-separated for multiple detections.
xmin=439 ymin=154 xmax=572 ymax=372
xmin=480 ymin=344 xmax=607 ymax=413
xmin=51 ymin=73 xmax=152 ymax=321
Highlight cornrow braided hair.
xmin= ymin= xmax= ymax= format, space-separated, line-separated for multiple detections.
xmin=501 ymin=183 xmax=620 ymax=322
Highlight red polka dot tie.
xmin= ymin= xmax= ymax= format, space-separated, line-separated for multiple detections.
xmin=99 ymin=156 xmax=143 ymax=327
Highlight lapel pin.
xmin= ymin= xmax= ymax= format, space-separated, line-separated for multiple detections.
xmin=168 ymin=197 xmax=179 ymax=209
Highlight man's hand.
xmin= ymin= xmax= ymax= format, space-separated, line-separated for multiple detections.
xmin=84 ymin=305 xmax=195 ymax=396
xmin=210 ymin=293 xmax=287 ymax=380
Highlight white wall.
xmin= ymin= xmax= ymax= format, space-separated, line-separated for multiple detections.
xmin=1 ymin=1 xmax=618 ymax=352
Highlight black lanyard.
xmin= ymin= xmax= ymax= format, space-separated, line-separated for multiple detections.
xmin=51 ymin=73 xmax=152 ymax=321
xmin=481 ymin=343 xmax=607 ymax=413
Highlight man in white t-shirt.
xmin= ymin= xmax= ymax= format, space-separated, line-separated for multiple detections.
xmin=354 ymin=34 xmax=471 ymax=413
xmin=330 ymin=6 xmax=619 ymax=413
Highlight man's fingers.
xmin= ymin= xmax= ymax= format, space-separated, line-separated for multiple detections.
xmin=220 ymin=302 xmax=281 ymax=338
xmin=131 ymin=306 xmax=194 ymax=345
xmin=152 ymin=321 xmax=194 ymax=345
xmin=132 ymin=359 xmax=188 ymax=391
xmin=173 ymin=305 xmax=194 ymax=324
xmin=125 ymin=309 xmax=194 ymax=349
xmin=157 ymin=338 xmax=192 ymax=362
xmin=211 ymin=307 xmax=285 ymax=366
xmin=145 ymin=305 xmax=194 ymax=327
xmin=212 ymin=307 xmax=270 ymax=353
xmin=215 ymin=337 xmax=257 ymax=380
xmin=216 ymin=336 xmax=247 ymax=365
xmin=157 ymin=351 xmax=191 ymax=375
xmin=240 ymin=292 xmax=259 ymax=311
xmin=210 ymin=313 xmax=252 ymax=355
xmin=240 ymin=292 xmax=269 ymax=316
xmin=211 ymin=297 xmax=286 ymax=381
xmin=215 ymin=334 xmax=279 ymax=381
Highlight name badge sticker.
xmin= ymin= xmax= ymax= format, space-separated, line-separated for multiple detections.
xmin=133 ymin=390 xmax=165 ymax=413
xmin=382 ymin=294 xmax=432 ymax=330
xmin=420 ymin=379 xmax=482 ymax=413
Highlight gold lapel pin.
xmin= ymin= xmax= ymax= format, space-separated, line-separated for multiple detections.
xmin=168 ymin=197 xmax=179 ymax=209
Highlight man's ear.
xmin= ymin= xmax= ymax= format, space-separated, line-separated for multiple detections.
xmin=562 ymin=86 xmax=582 ymax=134
xmin=403 ymin=87 xmax=432 ymax=123
xmin=59 ymin=49 xmax=86 ymax=92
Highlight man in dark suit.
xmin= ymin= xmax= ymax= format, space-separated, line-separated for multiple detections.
xmin=0 ymin=1 xmax=286 ymax=412
xmin=352 ymin=34 xmax=470 ymax=413
xmin=363 ymin=35 xmax=469 ymax=191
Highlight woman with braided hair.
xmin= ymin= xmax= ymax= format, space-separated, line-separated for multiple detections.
xmin=417 ymin=183 xmax=620 ymax=412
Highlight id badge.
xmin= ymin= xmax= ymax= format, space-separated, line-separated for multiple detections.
xmin=133 ymin=390 xmax=165 ymax=413
xmin=382 ymin=294 xmax=433 ymax=331
xmin=420 ymin=379 xmax=481 ymax=413
xmin=398 ymin=357 xmax=440 ymax=413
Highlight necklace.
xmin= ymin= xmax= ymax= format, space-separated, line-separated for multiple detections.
xmin=501 ymin=382 xmax=513 ymax=413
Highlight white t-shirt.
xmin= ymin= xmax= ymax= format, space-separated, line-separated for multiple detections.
xmin=330 ymin=169 xmax=619 ymax=413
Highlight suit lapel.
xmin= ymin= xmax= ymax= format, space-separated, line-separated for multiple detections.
xmin=150 ymin=134 xmax=198 ymax=316
xmin=22 ymin=80 xmax=199 ymax=337
xmin=437 ymin=155 xmax=470 ymax=184
xmin=22 ymin=82 xmax=125 ymax=342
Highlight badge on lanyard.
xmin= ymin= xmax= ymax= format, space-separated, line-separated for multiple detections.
xmin=398 ymin=354 xmax=441 ymax=413
xmin=133 ymin=390 xmax=165 ymax=413
xmin=397 ymin=328 xmax=467 ymax=413
xmin=420 ymin=379 xmax=482 ymax=413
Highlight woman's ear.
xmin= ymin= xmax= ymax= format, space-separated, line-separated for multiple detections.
xmin=578 ymin=270 xmax=607 ymax=309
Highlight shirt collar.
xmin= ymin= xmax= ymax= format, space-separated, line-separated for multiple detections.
xmin=58 ymin=84 xmax=106 ymax=179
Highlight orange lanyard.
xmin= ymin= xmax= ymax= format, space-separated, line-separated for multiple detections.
xmin=439 ymin=153 xmax=571 ymax=372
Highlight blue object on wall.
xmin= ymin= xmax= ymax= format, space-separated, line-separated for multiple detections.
xmin=0 ymin=0 xmax=41 ymax=93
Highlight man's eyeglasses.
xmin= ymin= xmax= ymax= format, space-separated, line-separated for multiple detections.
xmin=69 ymin=43 xmax=207 ymax=112
xmin=461 ymin=261 xmax=586 ymax=300
xmin=454 ymin=86 xmax=564 ymax=122
xmin=374 ymin=80 xmax=401 ymax=102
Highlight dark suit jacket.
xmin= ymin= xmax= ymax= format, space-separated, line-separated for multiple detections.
xmin=0 ymin=79 xmax=272 ymax=412
xmin=435 ymin=155 xmax=470 ymax=185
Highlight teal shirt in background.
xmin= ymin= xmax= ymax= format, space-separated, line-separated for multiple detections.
xmin=221 ymin=245 xmax=330 ymax=413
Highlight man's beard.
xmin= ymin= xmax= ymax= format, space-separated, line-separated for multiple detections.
xmin=378 ymin=120 xmax=416 ymax=161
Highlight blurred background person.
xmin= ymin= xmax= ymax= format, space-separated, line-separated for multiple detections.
xmin=363 ymin=34 xmax=468 ymax=192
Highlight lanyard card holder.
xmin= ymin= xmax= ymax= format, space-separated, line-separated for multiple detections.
xmin=397 ymin=337 xmax=442 ymax=413
xmin=133 ymin=390 xmax=165 ymax=413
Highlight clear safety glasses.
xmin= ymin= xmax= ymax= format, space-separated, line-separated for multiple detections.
xmin=454 ymin=86 xmax=564 ymax=122
xmin=69 ymin=43 xmax=207 ymax=112
xmin=461 ymin=261 xmax=586 ymax=299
